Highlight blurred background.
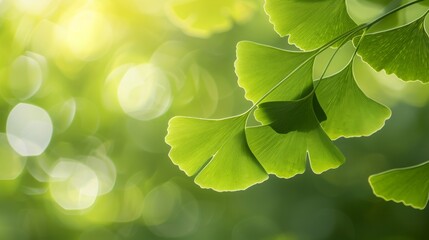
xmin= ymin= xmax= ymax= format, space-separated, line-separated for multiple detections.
xmin=0 ymin=0 xmax=429 ymax=239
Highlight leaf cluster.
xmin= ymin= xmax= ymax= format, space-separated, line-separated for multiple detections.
xmin=166 ymin=0 xmax=429 ymax=209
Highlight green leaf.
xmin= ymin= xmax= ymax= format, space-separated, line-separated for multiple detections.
xmin=247 ymin=96 xmax=345 ymax=178
xmin=240 ymin=49 xmax=326 ymax=123
xmin=369 ymin=161 xmax=429 ymax=209
xmin=315 ymin=61 xmax=391 ymax=139
xmin=167 ymin=0 xmax=255 ymax=38
xmin=236 ymin=40 xmax=343 ymax=179
xmin=165 ymin=114 xmax=268 ymax=191
xmin=265 ymin=0 xmax=357 ymax=50
xmin=356 ymin=14 xmax=429 ymax=82
xmin=235 ymin=41 xmax=314 ymax=104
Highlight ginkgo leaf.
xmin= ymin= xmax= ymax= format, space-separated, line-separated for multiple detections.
xmin=195 ymin=130 xmax=268 ymax=191
xmin=315 ymin=61 xmax=391 ymax=139
xmin=356 ymin=13 xmax=429 ymax=82
xmin=265 ymin=0 xmax=357 ymax=50
xmin=235 ymin=41 xmax=314 ymax=104
xmin=167 ymin=0 xmax=255 ymax=38
xmin=240 ymin=41 xmax=344 ymax=178
xmin=369 ymin=161 xmax=429 ymax=210
xmin=165 ymin=114 xmax=268 ymax=191
xmin=237 ymin=46 xmax=325 ymax=123
xmin=247 ymin=96 xmax=345 ymax=178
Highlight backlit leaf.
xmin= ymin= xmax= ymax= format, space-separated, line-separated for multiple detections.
xmin=356 ymin=14 xmax=429 ymax=82
xmin=166 ymin=114 xmax=268 ymax=191
xmin=369 ymin=161 xmax=429 ymax=209
xmin=241 ymin=41 xmax=345 ymax=178
xmin=247 ymin=96 xmax=345 ymax=178
xmin=316 ymin=61 xmax=391 ymax=139
xmin=194 ymin=129 xmax=268 ymax=191
xmin=265 ymin=0 xmax=357 ymax=50
xmin=235 ymin=41 xmax=314 ymax=104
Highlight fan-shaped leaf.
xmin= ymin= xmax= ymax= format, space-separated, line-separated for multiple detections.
xmin=265 ymin=0 xmax=357 ymax=50
xmin=242 ymin=43 xmax=344 ymax=178
xmin=356 ymin=14 xmax=429 ymax=82
xmin=235 ymin=41 xmax=314 ymax=104
xmin=247 ymin=96 xmax=345 ymax=178
xmin=369 ymin=161 xmax=429 ymax=209
xmin=167 ymin=0 xmax=255 ymax=38
xmin=316 ymin=61 xmax=391 ymax=139
xmin=195 ymin=129 xmax=268 ymax=191
xmin=166 ymin=115 xmax=268 ymax=191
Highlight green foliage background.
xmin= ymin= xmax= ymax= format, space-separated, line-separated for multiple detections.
xmin=0 ymin=0 xmax=429 ymax=239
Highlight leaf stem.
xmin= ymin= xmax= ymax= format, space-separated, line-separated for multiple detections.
xmin=247 ymin=0 xmax=424 ymax=113
xmin=366 ymin=0 xmax=424 ymax=28
xmin=315 ymin=31 xmax=361 ymax=85
xmin=249 ymin=25 xmax=365 ymax=110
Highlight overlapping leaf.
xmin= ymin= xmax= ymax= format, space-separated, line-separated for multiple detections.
xmin=315 ymin=61 xmax=391 ymax=139
xmin=247 ymin=96 xmax=345 ymax=178
xmin=241 ymin=54 xmax=344 ymax=178
xmin=356 ymin=13 xmax=429 ymax=82
xmin=167 ymin=0 xmax=255 ymax=38
xmin=265 ymin=0 xmax=357 ymax=50
xmin=166 ymin=1 xmax=429 ymax=194
xmin=165 ymin=114 xmax=268 ymax=191
xmin=369 ymin=161 xmax=429 ymax=209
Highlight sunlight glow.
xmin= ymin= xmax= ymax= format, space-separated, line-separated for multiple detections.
xmin=63 ymin=9 xmax=112 ymax=60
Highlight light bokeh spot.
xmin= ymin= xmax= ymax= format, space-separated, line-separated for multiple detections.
xmin=50 ymin=98 xmax=76 ymax=133
xmin=115 ymin=183 xmax=144 ymax=222
xmin=6 ymin=103 xmax=53 ymax=156
xmin=31 ymin=20 xmax=64 ymax=58
xmin=142 ymin=182 xmax=199 ymax=237
xmin=85 ymin=155 xmax=117 ymax=196
xmin=0 ymin=133 xmax=26 ymax=180
xmin=9 ymin=54 xmax=44 ymax=100
xmin=49 ymin=159 xmax=99 ymax=210
xmin=118 ymin=64 xmax=172 ymax=121
xmin=26 ymin=154 xmax=53 ymax=182
xmin=103 ymin=64 xmax=133 ymax=112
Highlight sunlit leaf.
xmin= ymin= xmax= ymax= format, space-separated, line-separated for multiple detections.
xmin=369 ymin=161 xmax=429 ymax=210
xmin=235 ymin=41 xmax=314 ymax=104
xmin=356 ymin=14 xmax=429 ymax=82
xmin=165 ymin=114 xmax=268 ymax=191
xmin=265 ymin=0 xmax=357 ymax=50
xmin=194 ymin=129 xmax=268 ymax=191
xmin=167 ymin=0 xmax=255 ymax=38
xmin=239 ymin=52 xmax=327 ymax=123
xmin=316 ymin=62 xmax=391 ymax=139
xmin=241 ymin=43 xmax=344 ymax=178
xmin=247 ymin=96 xmax=345 ymax=178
